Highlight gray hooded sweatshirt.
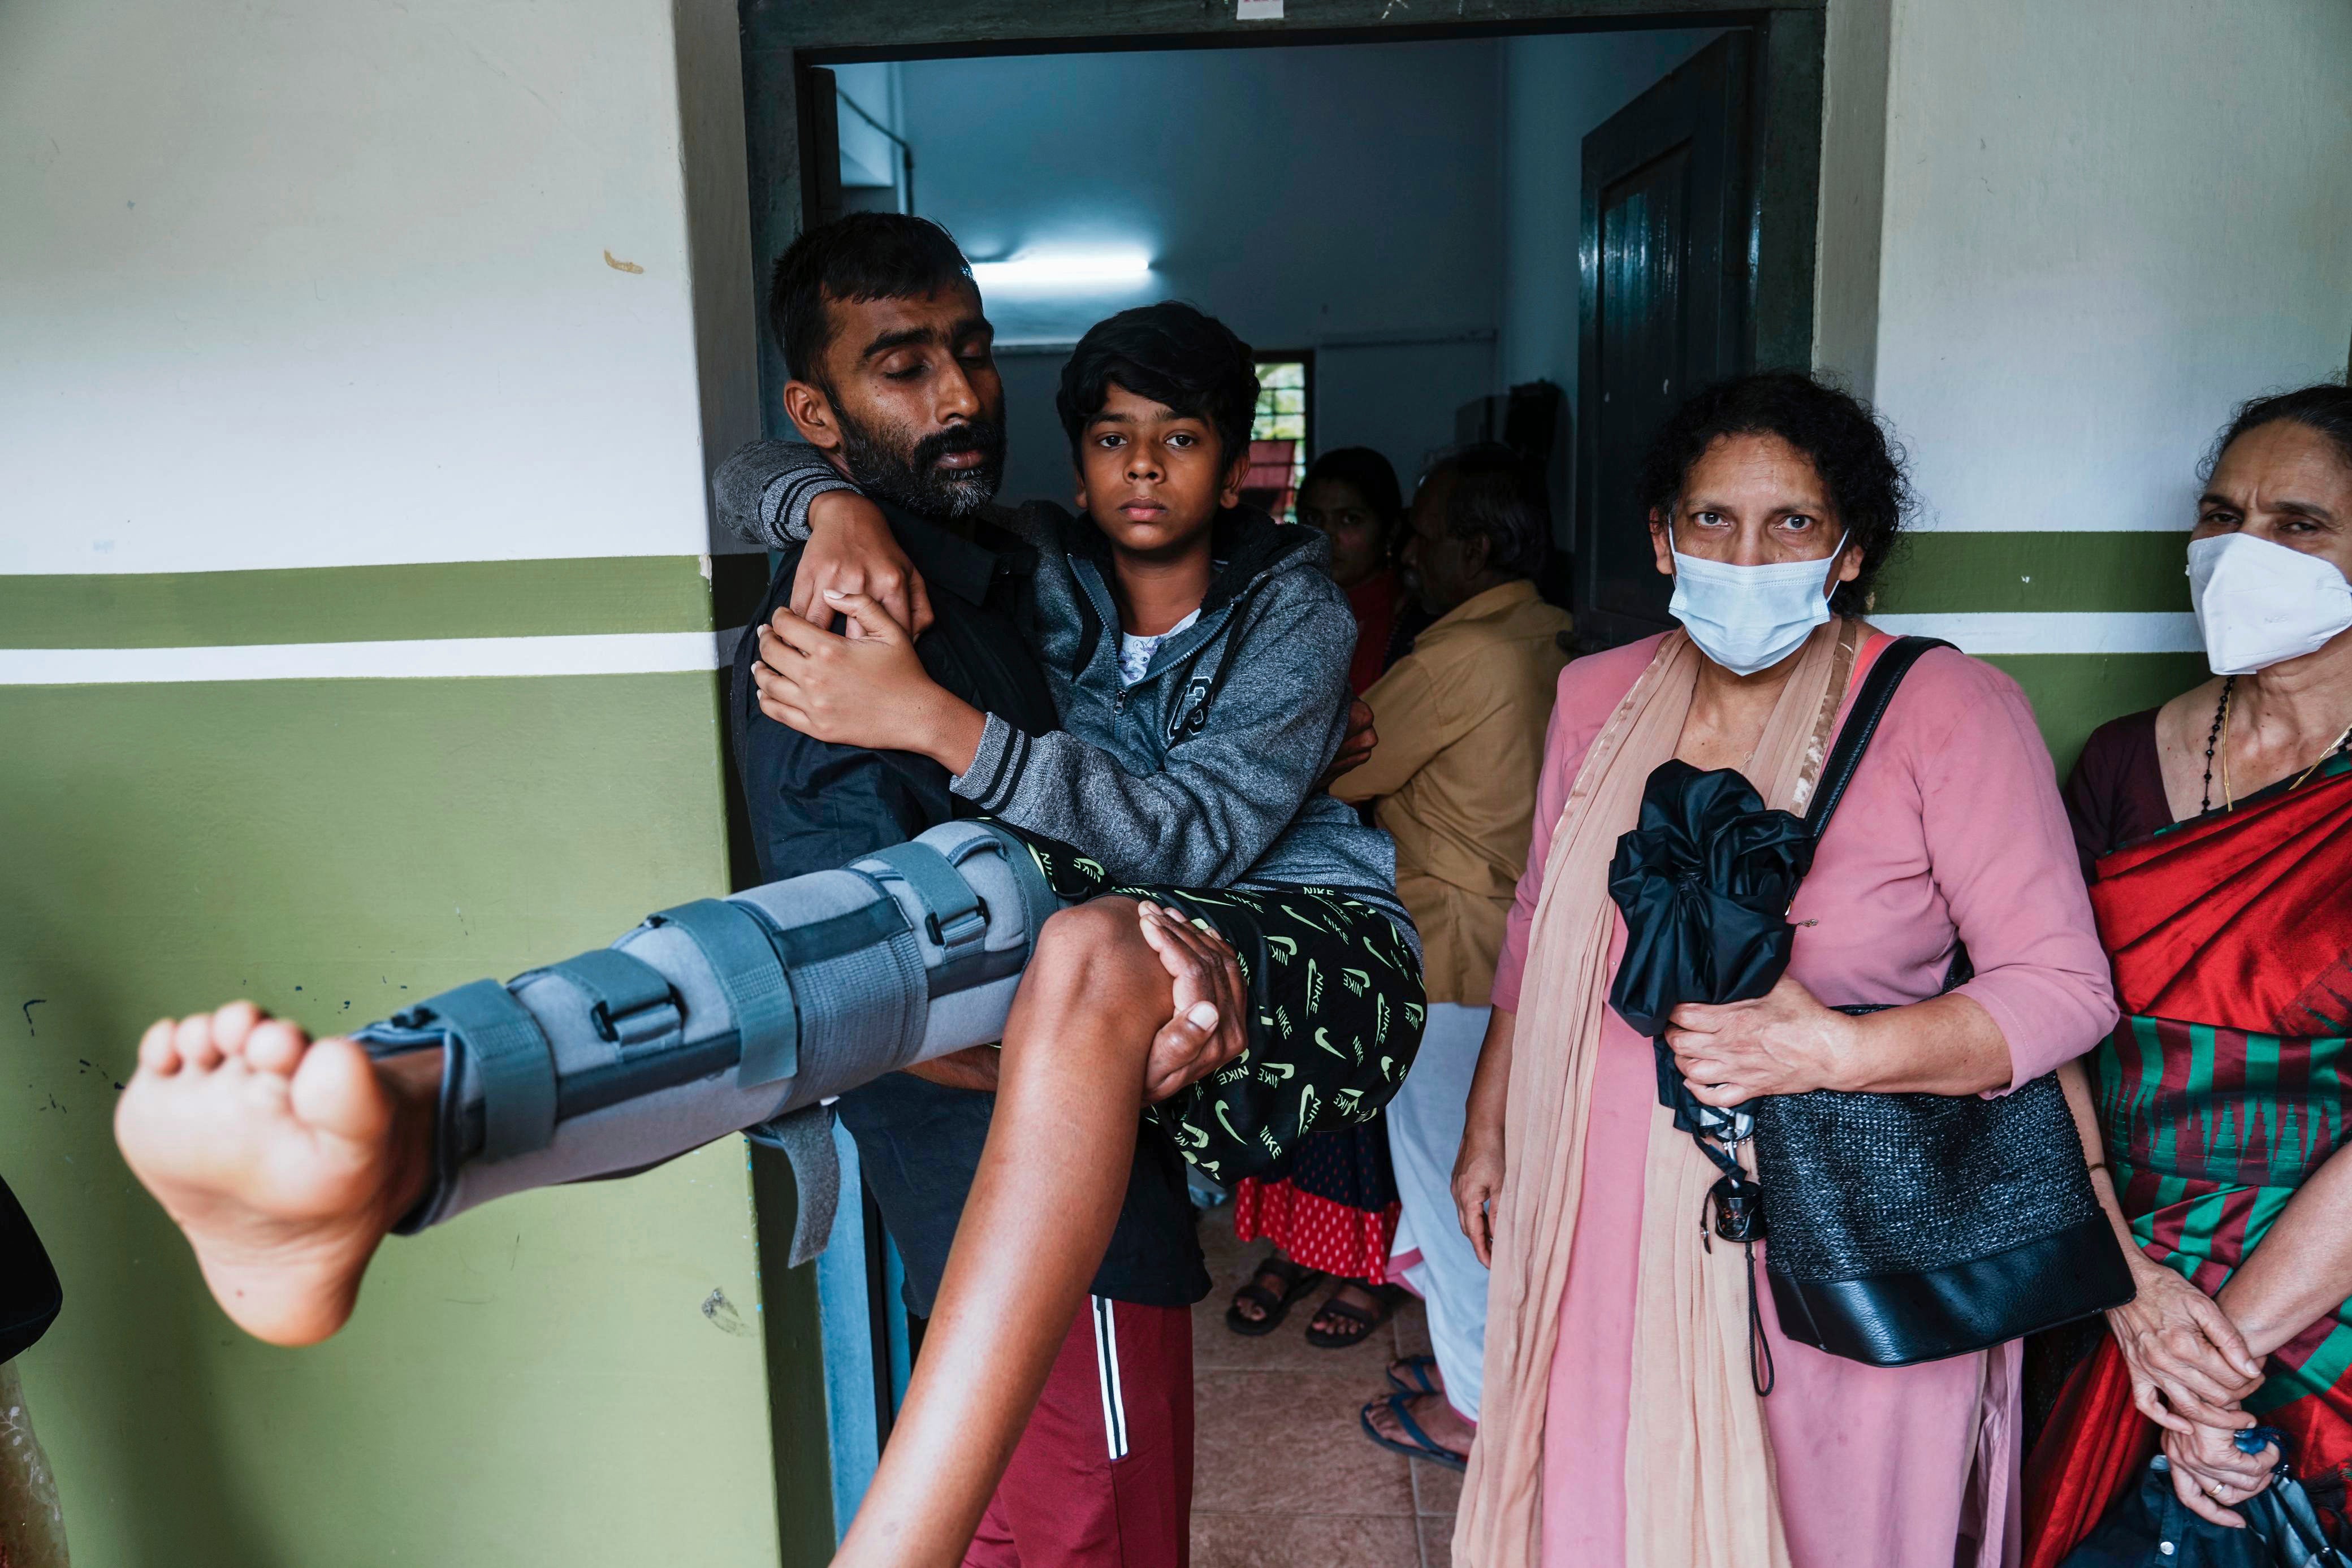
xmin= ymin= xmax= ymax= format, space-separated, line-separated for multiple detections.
xmin=711 ymin=441 xmax=1415 ymax=954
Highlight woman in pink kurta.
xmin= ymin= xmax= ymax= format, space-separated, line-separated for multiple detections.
xmin=1449 ymin=374 xmax=2116 ymax=1568
xmin=1494 ymin=631 xmax=2115 ymax=1566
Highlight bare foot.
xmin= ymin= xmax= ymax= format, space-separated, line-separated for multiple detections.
xmin=114 ymin=1001 xmax=435 ymax=1345
xmin=1364 ymin=1387 xmax=1474 ymax=1464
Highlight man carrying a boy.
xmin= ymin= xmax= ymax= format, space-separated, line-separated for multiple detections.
xmin=718 ymin=213 xmax=1218 ymax=1568
xmin=113 ymin=217 xmax=1423 ymax=1568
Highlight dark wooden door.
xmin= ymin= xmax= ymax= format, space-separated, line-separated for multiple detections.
xmin=1574 ymin=31 xmax=1755 ymax=651
xmin=798 ymin=64 xmax=844 ymax=231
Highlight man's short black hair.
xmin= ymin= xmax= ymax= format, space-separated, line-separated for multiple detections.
xmin=1056 ymin=303 xmax=1259 ymax=469
xmin=769 ymin=213 xmax=975 ymax=385
xmin=1423 ymin=443 xmax=1550 ymax=580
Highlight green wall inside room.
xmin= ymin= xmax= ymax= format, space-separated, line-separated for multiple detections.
xmin=0 ymin=656 xmax=816 ymax=1567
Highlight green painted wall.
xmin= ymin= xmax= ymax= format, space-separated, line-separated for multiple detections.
xmin=1875 ymin=529 xmax=2200 ymax=774
xmin=0 ymin=655 xmax=815 ymax=1567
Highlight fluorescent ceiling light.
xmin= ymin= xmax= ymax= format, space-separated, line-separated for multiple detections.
xmin=970 ymin=250 xmax=1152 ymax=289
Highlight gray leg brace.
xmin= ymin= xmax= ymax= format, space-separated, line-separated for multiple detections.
xmin=354 ymin=820 xmax=1061 ymax=1264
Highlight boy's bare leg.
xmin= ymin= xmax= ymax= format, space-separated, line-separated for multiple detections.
xmin=114 ymin=1001 xmax=441 ymax=1345
xmin=836 ymin=898 xmax=1195 ymax=1568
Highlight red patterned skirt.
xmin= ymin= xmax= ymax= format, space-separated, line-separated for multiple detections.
xmin=1232 ymin=1119 xmax=1400 ymax=1283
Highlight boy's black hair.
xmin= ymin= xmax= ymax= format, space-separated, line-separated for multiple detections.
xmin=1056 ymin=304 xmax=1260 ymax=470
xmin=1637 ymin=370 xmax=1910 ymax=616
xmin=769 ymin=213 xmax=975 ymax=386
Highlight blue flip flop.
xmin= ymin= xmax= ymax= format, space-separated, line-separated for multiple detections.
xmin=1386 ymin=1354 xmax=1441 ymax=1397
xmin=1359 ymin=1391 xmax=1468 ymax=1472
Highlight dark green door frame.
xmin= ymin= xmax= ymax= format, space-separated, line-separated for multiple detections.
xmin=729 ymin=5 xmax=1824 ymax=1559
xmin=737 ymin=0 xmax=1827 ymax=441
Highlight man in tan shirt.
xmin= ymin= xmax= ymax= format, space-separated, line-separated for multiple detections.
xmin=1333 ymin=444 xmax=1570 ymax=1468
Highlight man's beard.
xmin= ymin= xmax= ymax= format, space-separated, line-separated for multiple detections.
xmin=833 ymin=402 xmax=1006 ymax=521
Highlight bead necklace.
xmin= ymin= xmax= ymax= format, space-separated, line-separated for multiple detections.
xmin=2200 ymin=677 xmax=2235 ymax=813
xmin=2199 ymin=674 xmax=2352 ymax=813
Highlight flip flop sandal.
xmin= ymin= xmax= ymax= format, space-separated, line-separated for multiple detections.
xmin=1359 ymin=1392 xmax=1468 ymax=1472
xmin=1305 ymin=1288 xmax=1395 ymax=1350
xmin=1223 ymin=1257 xmax=1327 ymax=1338
xmin=1386 ymin=1353 xmax=1441 ymax=1396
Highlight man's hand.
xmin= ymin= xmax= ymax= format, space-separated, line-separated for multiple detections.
xmin=797 ymin=490 xmax=935 ymax=639
xmin=1316 ymin=699 xmax=1377 ymax=791
xmin=1666 ymin=972 xmax=1856 ymax=1107
xmin=1134 ymin=902 xmax=1250 ymax=1104
xmin=753 ymin=591 xmax=985 ymax=772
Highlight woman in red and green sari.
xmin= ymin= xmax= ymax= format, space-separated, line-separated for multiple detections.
xmin=2026 ymin=382 xmax=2352 ymax=1562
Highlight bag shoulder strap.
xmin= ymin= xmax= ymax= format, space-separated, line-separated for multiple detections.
xmin=1802 ymin=635 xmax=1956 ymax=840
xmin=1804 ymin=635 xmax=1974 ymax=997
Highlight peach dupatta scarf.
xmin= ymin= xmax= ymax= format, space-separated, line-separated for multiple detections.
xmin=1455 ymin=621 xmax=1860 ymax=1568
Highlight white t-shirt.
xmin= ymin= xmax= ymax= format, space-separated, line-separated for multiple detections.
xmin=1117 ymin=608 xmax=1201 ymax=687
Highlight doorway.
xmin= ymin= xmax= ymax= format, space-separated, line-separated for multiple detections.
xmin=736 ymin=8 xmax=1826 ymax=1565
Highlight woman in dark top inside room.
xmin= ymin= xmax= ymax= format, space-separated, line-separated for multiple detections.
xmin=2026 ymin=382 xmax=2352 ymax=1561
xmin=1226 ymin=444 xmax=1425 ymax=1348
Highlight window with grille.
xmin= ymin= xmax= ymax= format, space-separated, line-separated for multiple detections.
xmin=1245 ymin=354 xmax=1312 ymax=522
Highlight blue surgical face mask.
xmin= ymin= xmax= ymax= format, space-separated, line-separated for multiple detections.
xmin=1666 ymin=526 xmax=1849 ymax=677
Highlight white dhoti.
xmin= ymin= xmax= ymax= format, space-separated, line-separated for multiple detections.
xmin=1384 ymin=1000 xmax=1491 ymax=1421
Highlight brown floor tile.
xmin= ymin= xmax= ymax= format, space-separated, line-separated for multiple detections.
xmin=1192 ymin=1368 xmax=1416 ymax=1518
xmin=1410 ymin=1456 xmax=1463 ymax=1516
xmin=1418 ymin=1513 xmax=1455 ymax=1568
xmin=1390 ymin=1296 xmax=1433 ymax=1360
xmin=1191 ymin=1511 xmax=1422 ymax=1568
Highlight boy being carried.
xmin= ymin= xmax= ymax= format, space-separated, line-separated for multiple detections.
xmin=116 ymin=300 xmax=1424 ymax=1568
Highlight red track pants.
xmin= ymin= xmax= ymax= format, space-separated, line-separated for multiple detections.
xmin=961 ymin=1296 xmax=1194 ymax=1568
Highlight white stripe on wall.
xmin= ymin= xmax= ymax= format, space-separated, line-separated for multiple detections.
xmin=1870 ymin=612 xmax=2202 ymax=656
xmin=0 ymin=629 xmax=747 ymax=686
xmin=0 ymin=613 xmax=2199 ymax=685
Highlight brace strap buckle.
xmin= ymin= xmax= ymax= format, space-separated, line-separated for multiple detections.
xmin=868 ymin=839 xmax=991 ymax=967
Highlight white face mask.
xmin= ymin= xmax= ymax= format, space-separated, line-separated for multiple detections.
xmin=1666 ymin=527 xmax=1849 ymax=677
xmin=2186 ymin=532 xmax=2352 ymax=675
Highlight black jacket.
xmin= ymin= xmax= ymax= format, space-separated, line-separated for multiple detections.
xmin=728 ymin=494 xmax=1207 ymax=1314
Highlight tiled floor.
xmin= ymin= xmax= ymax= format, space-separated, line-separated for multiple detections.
xmin=1190 ymin=1204 xmax=1458 ymax=1568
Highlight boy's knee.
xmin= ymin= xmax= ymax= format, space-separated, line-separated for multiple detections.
xmin=1031 ymin=900 xmax=1157 ymax=995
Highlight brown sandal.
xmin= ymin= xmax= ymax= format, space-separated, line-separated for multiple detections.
xmin=1305 ymin=1285 xmax=1395 ymax=1349
xmin=1225 ymin=1255 xmax=1326 ymax=1338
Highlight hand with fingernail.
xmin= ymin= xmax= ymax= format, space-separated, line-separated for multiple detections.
xmin=1134 ymin=901 xmax=1250 ymax=1103
xmin=753 ymin=591 xmax=989 ymax=773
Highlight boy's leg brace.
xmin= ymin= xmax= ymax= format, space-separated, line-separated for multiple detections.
xmin=353 ymin=820 xmax=1061 ymax=1264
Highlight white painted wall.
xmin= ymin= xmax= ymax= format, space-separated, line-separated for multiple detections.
xmin=0 ymin=0 xmax=734 ymax=575
xmin=1498 ymin=28 xmax=1723 ymax=401
xmin=1865 ymin=0 xmax=2352 ymax=534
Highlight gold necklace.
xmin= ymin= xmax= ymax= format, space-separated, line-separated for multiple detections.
xmin=2287 ymin=718 xmax=2352 ymax=794
xmin=2220 ymin=686 xmax=2236 ymax=811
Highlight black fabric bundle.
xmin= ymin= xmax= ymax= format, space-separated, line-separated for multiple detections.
xmin=0 ymin=1175 xmax=60 ymax=1364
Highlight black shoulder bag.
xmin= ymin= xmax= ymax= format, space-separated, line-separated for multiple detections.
xmin=1607 ymin=635 xmax=2134 ymax=1374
